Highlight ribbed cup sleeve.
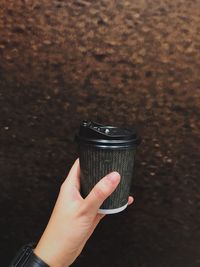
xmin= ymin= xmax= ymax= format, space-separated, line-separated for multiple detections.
xmin=79 ymin=144 xmax=136 ymax=209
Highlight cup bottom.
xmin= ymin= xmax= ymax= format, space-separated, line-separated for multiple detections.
xmin=98 ymin=203 xmax=128 ymax=215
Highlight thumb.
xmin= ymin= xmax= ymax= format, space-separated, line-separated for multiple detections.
xmin=83 ymin=171 xmax=121 ymax=216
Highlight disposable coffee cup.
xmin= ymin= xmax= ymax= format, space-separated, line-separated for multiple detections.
xmin=75 ymin=120 xmax=141 ymax=214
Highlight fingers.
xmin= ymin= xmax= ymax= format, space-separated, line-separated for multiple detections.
xmin=62 ymin=158 xmax=81 ymax=191
xmin=82 ymin=171 xmax=121 ymax=215
xmin=128 ymin=196 xmax=134 ymax=205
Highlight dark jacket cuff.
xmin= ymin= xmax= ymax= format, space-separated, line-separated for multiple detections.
xmin=25 ymin=252 xmax=50 ymax=267
xmin=9 ymin=242 xmax=50 ymax=267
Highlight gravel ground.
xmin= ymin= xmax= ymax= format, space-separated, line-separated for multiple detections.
xmin=0 ymin=1 xmax=200 ymax=266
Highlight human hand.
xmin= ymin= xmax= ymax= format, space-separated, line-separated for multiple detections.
xmin=34 ymin=158 xmax=134 ymax=267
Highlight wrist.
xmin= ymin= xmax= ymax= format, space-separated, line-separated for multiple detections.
xmin=33 ymin=247 xmax=58 ymax=267
xmin=34 ymin=244 xmax=70 ymax=267
xmin=26 ymin=252 xmax=50 ymax=267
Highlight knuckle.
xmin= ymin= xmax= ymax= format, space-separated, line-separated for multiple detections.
xmin=60 ymin=182 xmax=65 ymax=191
xmin=77 ymin=204 xmax=87 ymax=216
xmin=59 ymin=182 xmax=67 ymax=194
xmin=78 ymin=203 xmax=94 ymax=221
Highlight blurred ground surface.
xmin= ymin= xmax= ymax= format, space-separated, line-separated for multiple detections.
xmin=0 ymin=0 xmax=200 ymax=266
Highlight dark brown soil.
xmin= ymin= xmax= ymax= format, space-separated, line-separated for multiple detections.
xmin=0 ymin=1 xmax=200 ymax=266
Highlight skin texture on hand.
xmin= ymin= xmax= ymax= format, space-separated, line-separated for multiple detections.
xmin=34 ymin=158 xmax=134 ymax=267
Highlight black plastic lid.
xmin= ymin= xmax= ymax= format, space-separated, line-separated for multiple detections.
xmin=75 ymin=120 xmax=141 ymax=148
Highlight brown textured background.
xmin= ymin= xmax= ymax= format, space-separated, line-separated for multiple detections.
xmin=0 ymin=1 xmax=200 ymax=266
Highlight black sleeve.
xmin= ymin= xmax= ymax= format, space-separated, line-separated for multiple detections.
xmin=22 ymin=252 xmax=50 ymax=267
xmin=9 ymin=242 xmax=50 ymax=267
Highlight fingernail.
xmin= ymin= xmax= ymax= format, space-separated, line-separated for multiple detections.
xmin=106 ymin=171 xmax=120 ymax=184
